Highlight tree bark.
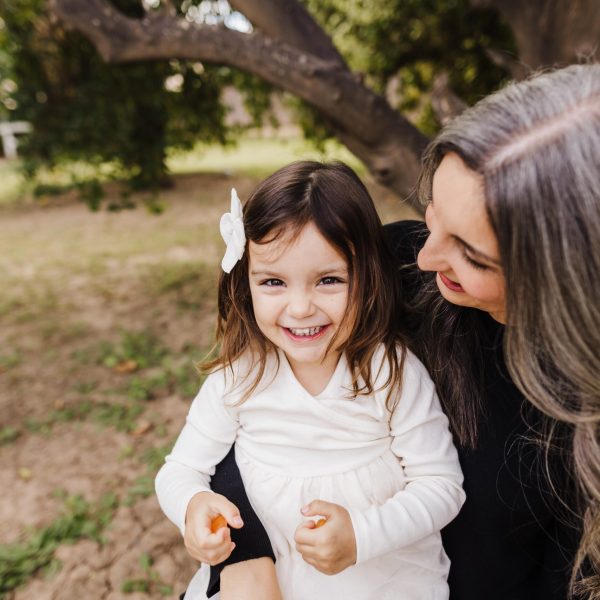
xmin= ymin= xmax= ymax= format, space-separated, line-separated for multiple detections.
xmin=49 ymin=0 xmax=429 ymax=211
xmin=472 ymin=0 xmax=599 ymax=73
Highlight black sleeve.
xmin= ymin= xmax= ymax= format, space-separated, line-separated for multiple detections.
xmin=383 ymin=219 xmax=429 ymax=309
xmin=383 ymin=219 xmax=427 ymax=266
xmin=207 ymin=447 xmax=276 ymax=597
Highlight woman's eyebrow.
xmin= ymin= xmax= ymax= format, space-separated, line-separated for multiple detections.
xmin=451 ymin=235 xmax=501 ymax=265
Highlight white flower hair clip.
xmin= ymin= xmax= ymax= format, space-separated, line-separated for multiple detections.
xmin=219 ymin=188 xmax=246 ymax=273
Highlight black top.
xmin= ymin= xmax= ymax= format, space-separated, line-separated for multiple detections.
xmin=209 ymin=220 xmax=579 ymax=600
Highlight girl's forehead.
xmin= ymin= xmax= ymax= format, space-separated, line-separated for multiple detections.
xmin=249 ymin=222 xmax=347 ymax=268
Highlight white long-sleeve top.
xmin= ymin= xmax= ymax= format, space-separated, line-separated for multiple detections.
xmin=156 ymin=348 xmax=465 ymax=599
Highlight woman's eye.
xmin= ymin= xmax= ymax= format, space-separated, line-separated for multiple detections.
xmin=462 ymin=252 xmax=488 ymax=271
xmin=262 ymin=278 xmax=284 ymax=286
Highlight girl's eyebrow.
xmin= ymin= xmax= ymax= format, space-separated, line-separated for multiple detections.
xmin=250 ymin=265 xmax=348 ymax=277
xmin=451 ymin=234 xmax=501 ymax=265
xmin=250 ymin=270 xmax=281 ymax=277
xmin=315 ymin=266 xmax=348 ymax=277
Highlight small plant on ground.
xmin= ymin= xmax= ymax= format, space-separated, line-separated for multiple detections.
xmin=0 ymin=426 xmax=21 ymax=446
xmin=0 ymin=492 xmax=118 ymax=597
xmin=121 ymin=552 xmax=173 ymax=596
xmin=99 ymin=330 xmax=168 ymax=371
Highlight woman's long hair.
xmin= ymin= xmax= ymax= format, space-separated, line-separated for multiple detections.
xmin=417 ymin=64 xmax=600 ymax=597
xmin=204 ymin=160 xmax=407 ymax=407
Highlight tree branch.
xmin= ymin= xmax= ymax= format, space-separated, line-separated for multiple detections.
xmin=471 ymin=0 xmax=600 ymax=70
xmin=229 ymin=0 xmax=347 ymax=67
xmin=430 ymin=73 xmax=467 ymax=125
xmin=49 ymin=0 xmax=429 ymax=207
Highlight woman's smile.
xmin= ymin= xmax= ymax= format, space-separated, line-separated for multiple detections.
xmin=438 ymin=272 xmax=465 ymax=293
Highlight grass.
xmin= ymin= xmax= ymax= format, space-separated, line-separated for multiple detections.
xmin=126 ymin=443 xmax=173 ymax=505
xmin=121 ymin=552 xmax=173 ymax=596
xmin=0 ymin=492 xmax=118 ymax=598
xmin=167 ymin=135 xmax=364 ymax=178
xmin=22 ymin=330 xmax=203 ymax=436
xmin=98 ymin=330 xmax=168 ymax=370
xmin=0 ymin=134 xmax=365 ymax=208
xmin=0 ymin=160 xmax=25 ymax=206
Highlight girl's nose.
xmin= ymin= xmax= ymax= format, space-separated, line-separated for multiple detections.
xmin=286 ymin=290 xmax=315 ymax=319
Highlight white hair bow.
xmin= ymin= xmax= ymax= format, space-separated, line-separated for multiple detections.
xmin=219 ymin=188 xmax=246 ymax=273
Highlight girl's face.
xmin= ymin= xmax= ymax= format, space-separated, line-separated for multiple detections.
xmin=248 ymin=221 xmax=350 ymax=379
xmin=417 ymin=152 xmax=507 ymax=323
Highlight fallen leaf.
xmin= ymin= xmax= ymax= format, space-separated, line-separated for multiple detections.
xmin=131 ymin=420 xmax=153 ymax=437
xmin=114 ymin=359 xmax=138 ymax=374
xmin=18 ymin=467 xmax=33 ymax=481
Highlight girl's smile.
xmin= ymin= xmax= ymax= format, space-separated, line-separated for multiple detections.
xmin=282 ymin=324 xmax=331 ymax=341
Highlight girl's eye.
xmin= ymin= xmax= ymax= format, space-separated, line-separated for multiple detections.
xmin=319 ymin=276 xmax=342 ymax=285
xmin=462 ymin=251 xmax=488 ymax=271
xmin=262 ymin=278 xmax=284 ymax=286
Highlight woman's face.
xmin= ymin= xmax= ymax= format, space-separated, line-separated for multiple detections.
xmin=417 ymin=152 xmax=507 ymax=323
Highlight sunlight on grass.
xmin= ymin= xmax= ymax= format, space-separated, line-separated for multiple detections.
xmin=0 ymin=135 xmax=365 ymax=208
xmin=167 ymin=135 xmax=364 ymax=177
xmin=0 ymin=160 xmax=25 ymax=205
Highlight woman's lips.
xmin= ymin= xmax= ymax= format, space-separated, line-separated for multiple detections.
xmin=438 ymin=272 xmax=465 ymax=293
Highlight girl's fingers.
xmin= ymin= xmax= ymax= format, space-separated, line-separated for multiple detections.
xmin=295 ymin=542 xmax=317 ymax=558
xmin=207 ymin=526 xmax=231 ymax=547
xmin=300 ymin=499 xmax=336 ymax=518
xmin=210 ymin=496 xmax=244 ymax=529
xmin=294 ymin=524 xmax=318 ymax=547
xmin=208 ymin=542 xmax=236 ymax=564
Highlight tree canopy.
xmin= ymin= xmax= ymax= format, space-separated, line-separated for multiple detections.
xmin=2 ymin=0 xmax=597 ymax=206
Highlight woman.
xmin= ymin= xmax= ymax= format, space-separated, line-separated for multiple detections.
xmin=204 ymin=63 xmax=600 ymax=599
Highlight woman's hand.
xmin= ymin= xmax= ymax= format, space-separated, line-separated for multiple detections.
xmin=294 ymin=499 xmax=357 ymax=575
xmin=184 ymin=491 xmax=244 ymax=564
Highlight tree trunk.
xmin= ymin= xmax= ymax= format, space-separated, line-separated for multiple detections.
xmin=472 ymin=0 xmax=599 ymax=75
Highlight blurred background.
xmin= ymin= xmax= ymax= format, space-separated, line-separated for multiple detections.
xmin=0 ymin=1 xmax=597 ymax=598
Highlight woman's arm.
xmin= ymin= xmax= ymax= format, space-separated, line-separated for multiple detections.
xmin=207 ymin=447 xmax=277 ymax=597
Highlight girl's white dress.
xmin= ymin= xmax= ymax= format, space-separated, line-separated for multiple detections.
xmin=155 ymin=348 xmax=464 ymax=600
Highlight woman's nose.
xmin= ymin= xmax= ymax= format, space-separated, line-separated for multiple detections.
xmin=417 ymin=204 xmax=449 ymax=272
xmin=417 ymin=234 xmax=446 ymax=272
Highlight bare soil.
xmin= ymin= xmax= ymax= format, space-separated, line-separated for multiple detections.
xmin=0 ymin=170 xmax=417 ymax=599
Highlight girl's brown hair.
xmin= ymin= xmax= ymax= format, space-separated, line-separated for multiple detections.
xmin=204 ymin=160 xmax=406 ymax=405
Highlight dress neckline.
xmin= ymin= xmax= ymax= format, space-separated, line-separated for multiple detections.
xmin=277 ymin=349 xmax=348 ymax=399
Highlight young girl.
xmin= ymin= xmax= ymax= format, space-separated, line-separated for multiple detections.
xmin=155 ymin=161 xmax=465 ymax=600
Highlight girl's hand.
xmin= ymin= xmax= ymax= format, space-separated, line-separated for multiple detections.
xmin=184 ymin=491 xmax=244 ymax=564
xmin=294 ymin=499 xmax=357 ymax=575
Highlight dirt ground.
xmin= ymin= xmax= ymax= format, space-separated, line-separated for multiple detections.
xmin=0 ymin=169 xmax=417 ymax=599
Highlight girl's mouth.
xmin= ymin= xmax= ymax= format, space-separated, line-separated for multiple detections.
xmin=283 ymin=325 xmax=330 ymax=341
xmin=439 ymin=272 xmax=465 ymax=293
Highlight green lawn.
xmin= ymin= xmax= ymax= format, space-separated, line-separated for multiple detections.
xmin=0 ymin=135 xmax=365 ymax=207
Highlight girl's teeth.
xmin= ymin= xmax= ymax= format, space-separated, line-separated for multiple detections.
xmin=289 ymin=326 xmax=323 ymax=336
